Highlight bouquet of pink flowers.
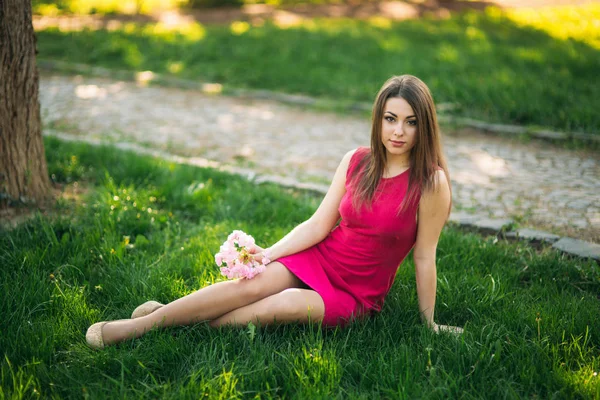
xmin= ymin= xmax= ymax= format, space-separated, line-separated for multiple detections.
xmin=215 ymin=230 xmax=270 ymax=279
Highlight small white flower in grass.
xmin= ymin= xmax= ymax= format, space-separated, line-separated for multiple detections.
xmin=215 ymin=230 xmax=269 ymax=279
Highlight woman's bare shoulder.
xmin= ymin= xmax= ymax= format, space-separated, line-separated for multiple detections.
xmin=423 ymin=168 xmax=449 ymax=194
xmin=341 ymin=147 xmax=370 ymax=177
xmin=340 ymin=147 xmax=361 ymax=167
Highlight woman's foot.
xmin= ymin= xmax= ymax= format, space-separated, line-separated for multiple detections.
xmin=86 ymin=319 xmax=143 ymax=348
xmin=86 ymin=321 xmax=108 ymax=349
xmin=131 ymin=300 xmax=164 ymax=319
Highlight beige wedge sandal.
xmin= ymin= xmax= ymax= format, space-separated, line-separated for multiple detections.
xmin=131 ymin=301 xmax=164 ymax=319
xmin=86 ymin=321 xmax=108 ymax=350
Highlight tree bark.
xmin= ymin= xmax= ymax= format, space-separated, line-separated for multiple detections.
xmin=0 ymin=0 xmax=51 ymax=208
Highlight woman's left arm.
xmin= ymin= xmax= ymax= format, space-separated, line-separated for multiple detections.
xmin=413 ymin=170 xmax=463 ymax=335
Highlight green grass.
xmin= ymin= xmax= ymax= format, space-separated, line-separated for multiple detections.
xmin=35 ymin=5 xmax=600 ymax=135
xmin=1 ymin=137 xmax=599 ymax=398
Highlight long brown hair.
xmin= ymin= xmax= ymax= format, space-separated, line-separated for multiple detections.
xmin=351 ymin=75 xmax=451 ymax=217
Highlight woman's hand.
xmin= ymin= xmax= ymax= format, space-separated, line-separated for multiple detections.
xmin=249 ymin=245 xmax=270 ymax=264
xmin=249 ymin=244 xmax=265 ymax=254
xmin=431 ymin=323 xmax=464 ymax=336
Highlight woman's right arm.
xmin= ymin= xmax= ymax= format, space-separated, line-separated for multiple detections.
xmin=259 ymin=148 xmax=357 ymax=261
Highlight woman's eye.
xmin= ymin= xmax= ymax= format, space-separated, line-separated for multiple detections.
xmin=385 ymin=116 xmax=395 ymax=122
xmin=407 ymin=120 xmax=417 ymax=126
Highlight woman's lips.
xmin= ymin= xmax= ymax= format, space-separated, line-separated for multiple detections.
xmin=390 ymin=140 xmax=405 ymax=147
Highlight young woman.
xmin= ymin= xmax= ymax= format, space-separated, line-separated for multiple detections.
xmin=86 ymin=75 xmax=463 ymax=349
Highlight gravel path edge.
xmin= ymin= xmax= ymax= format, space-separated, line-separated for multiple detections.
xmin=45 ymin=130 xmax=600 ymax=262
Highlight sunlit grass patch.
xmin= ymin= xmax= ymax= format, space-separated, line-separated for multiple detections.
xmin=32 ymin=0 xmax=384 ymax=16
xmin=505 ymin=3 xmax=600 ymax=49
xmin=1 ymin=137 xmax=599 ymax=397
xmin=33 ymin=0 xmax=188 ymax=16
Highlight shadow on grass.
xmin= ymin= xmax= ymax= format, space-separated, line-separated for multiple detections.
xmin=33 ymin=0 xmax=505 ymax=24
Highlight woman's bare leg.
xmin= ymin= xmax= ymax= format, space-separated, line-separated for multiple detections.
xmin=209 ymin=288 xmax=325 ymax=327
xmin=100 ymin=262 xmax=304 ymax=344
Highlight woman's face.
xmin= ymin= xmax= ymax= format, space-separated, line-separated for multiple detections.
xmin=380 ymin=97 xmax=417 ymax=163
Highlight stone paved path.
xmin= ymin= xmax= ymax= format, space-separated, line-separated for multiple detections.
xmin=40 ymin=74 xmax=600 ymax=243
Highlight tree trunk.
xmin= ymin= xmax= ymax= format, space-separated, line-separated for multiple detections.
xmin=0 ymin=0 xmax=51 ymax=209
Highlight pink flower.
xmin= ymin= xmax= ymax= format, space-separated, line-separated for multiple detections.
xmin=215 ymin=230 xmax=267 ymax=279
xmin=220 ymin=266 xmax=231 ymax=278
xmin=237 ymin=234 xmax=255 ymax=248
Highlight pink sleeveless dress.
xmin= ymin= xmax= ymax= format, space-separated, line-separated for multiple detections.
xmin=277 ymin=147 xmax=421 ymax=327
